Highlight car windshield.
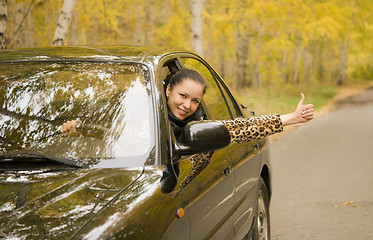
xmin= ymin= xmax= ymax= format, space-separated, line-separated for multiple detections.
xmin=0 ymin=61 xmax=155 ymax=168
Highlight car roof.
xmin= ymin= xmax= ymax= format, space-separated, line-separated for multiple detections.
xmin=0 ymin=45 xmax=188 ymax=65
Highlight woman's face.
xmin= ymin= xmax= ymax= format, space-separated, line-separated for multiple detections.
xmin=166 ymin=78 xmax=204 ymax=120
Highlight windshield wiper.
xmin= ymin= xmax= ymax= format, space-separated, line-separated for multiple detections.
xmin=0 ymin=151 xmax=88 ymax=169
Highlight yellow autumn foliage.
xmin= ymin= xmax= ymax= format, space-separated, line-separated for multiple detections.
xmin=4 ymin=0 xmax=373 ymax=88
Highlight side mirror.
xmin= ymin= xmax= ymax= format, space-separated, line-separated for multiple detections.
xmin=174 ymin=121 xmax=231 ymax=157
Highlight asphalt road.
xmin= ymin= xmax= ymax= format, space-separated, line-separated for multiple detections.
xmin=269 ymin=87 xmax=373 ymax=240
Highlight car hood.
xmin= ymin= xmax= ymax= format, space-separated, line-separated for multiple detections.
xmin=0 ymin=167 xmax=145 ymax=239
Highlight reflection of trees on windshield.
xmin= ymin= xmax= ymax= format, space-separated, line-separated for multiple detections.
xmin=0 ymin=62 xmax=153 ymax=166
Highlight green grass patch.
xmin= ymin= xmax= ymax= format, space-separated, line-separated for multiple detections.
xmin=235 ymin=78 xmax=373 ymax=116
xmin=235 ymin=83 xmax=338 ymax=116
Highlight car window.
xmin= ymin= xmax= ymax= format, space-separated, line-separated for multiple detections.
xmin=160 ymin=59 xmax=181 ymax=93
xmin=0 ymin=61 xmax=155 ymax=168
xmin=180 ymin=57 xmax=232 ymax=120
xmin=216 ymin=77 xmax=242 ymax=118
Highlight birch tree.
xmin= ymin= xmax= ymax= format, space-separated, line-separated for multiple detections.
xmin=3 ymin=0 xmax=373 ymax=84
xmin=337 ymin=0 xmax=356 ymax=85
xmin=12 ymin=1 xmax=26 ymax=49
xmin=234 ymin=0 xmax=251 ymax=90
xmin=190 ymin=0 xmax=203 ymax=56
xmin=145 ymin=0 xmax=155 ymax=45
xmin=0 ymin=0 xmax=7 ymax=49
xmin=53 ymin=0 xmax=75 ymax=46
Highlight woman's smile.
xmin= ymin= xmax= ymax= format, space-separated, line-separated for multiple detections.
xmin=178 ymin=107 xmax=188 ymax=115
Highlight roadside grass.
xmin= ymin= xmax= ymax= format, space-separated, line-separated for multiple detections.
xmin=234 ymin=79 xmax=373 ymax=117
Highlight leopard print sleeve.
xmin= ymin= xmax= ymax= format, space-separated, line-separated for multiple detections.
xmin=179 ymin=152 xmax=213 ymax=190
xmin=220 ymin=113 xmax=283 ymax=143
xmin=172 ymin=114 xmax=283 ymax=197
xmin=172 ymin=152 xmax=213 ymax=197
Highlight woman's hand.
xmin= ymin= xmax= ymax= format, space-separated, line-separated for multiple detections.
xmin=172 ymin=188 xmax=181 ymax=198
xmin=297 ymin=93 xmax=314 ymax=123
xmin=280 ymin=93 xmax=314 ymax=126
xmin=60 ymin=119 xmax=82 ymax=133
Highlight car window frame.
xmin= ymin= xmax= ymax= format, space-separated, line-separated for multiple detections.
xmin=179 ymin=57 xmax=234 ymax=120
xmin=156 ymin=54 xmax=186 ymax=166
xmin=175 ymin=53 xmax=244 ymax=119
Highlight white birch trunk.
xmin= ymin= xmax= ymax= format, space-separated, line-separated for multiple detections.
xmin=235 ymin=29 xmax=250 ymax=90
xmin=304 ymin=48 xmax=312 ymax=84
xmin=337 ymin=0 xmax=355 ymax=85
xmin=0 ymin=0 xmax=7 ymax=49
xmin=13 ymin=2 xmax=26 ymax=49
xmin=190 ymin=0 xmax=203 ymax=56
xmin=293 ymin=42 xmax=302 ymax=84
xmin=53 ymin=0 xmax=76 ymax=46
xmin=316 ymin=38 xmax=325 ymax=83
xmin=337 ymin=36 xmax=350 ymax=85
xmin=251 ymin=22 xmax=263 ymax=89
xmin=145 ymin=0 xmax=155 ymax=45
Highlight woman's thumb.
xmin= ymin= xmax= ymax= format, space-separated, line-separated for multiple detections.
xmin=298 ymin=93 xmax=305 ymax=107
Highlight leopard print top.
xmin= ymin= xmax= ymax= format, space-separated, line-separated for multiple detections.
xmin=221 ymin=113 xmax=283 ymax=142
xmin=176 ymin=113 xmax=283 ymax=192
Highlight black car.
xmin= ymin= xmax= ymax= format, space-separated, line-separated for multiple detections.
xmin=0 ymin=46 xmax=271 ymax=240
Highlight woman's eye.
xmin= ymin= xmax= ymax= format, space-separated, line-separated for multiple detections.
xmin=180 ymin=94 xmax=186 ymax=98
xmin=193 ymin=99 xmax=200 ymax=104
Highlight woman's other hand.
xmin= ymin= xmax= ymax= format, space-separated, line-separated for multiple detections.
xmin=281 ymin=93 xmax=314 ymax=126
xmin=60 ymin=119 xmax=82 ymax=133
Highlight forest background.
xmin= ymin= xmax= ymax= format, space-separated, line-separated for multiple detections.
xmin=1 ymin=0 xmax=373 ymax=115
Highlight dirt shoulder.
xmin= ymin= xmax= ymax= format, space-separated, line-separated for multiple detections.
xmin=315 ymin=81 xmax=373 ymax=117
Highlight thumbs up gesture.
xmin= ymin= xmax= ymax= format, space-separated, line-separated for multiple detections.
xmin=280 ymin=93 xmax=314 ymax=126
xmin=296 ymin=93 xmax=314 ymax=123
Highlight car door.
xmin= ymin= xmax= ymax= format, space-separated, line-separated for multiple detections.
xmin=210 ymin=73 xmax=263 ymax=239
xmin=175 ymin=56 xmax=236 ymax=240
xmin=181 ymin=55 xmax=263 ymax=239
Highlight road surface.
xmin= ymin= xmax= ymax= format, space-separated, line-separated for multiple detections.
xmin=270 ymin=87 xmax=373 ymax=240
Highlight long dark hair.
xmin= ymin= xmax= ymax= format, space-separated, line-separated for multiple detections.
xmin=164 ymin=68 xmax=207 ymax=94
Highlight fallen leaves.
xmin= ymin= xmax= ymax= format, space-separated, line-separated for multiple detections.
xmin=334 ymin=200 xmax=356 ymax=208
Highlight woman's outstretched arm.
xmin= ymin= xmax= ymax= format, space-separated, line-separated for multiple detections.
xmin=172 ymin=94 xmax=313 ymax=197
xmin=222 ymin=93 xmax=313 ymax=142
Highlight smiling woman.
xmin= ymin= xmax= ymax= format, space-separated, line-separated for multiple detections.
xmin=165 ymin=68 xmax=206 ymax=118
xmin=166 ymin=78 xmax=204 ymax=120
xmin=161 ymin=67 xmax=314 ymax=197
xmin=164 ymin=68 xmax=313 ymax=140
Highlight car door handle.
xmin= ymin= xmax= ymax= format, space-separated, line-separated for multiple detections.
xmin=253 ymin=143 xmax=260 ymax=154
xmin=223 ymin=166 xmax=231 ymax=176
